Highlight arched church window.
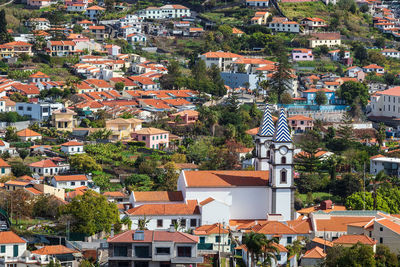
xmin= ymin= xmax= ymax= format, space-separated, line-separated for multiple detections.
xmin=267 ymin=150 xmax=270 ymax=158
xmin=281 ymin=169 xmax=287 ymax=184
xmin=281 ymin=156 xmax=286 ymax=164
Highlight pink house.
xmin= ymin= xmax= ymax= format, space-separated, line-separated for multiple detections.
xmin=288 ymin=115 xmax=314 ymax=133
xmin=132 ymin=127 xmax=169 ymax=150
xmin=292 ymin=48 xmax=313 ymax=61
xmin=169 ymin=110 xmax=199 ymax=125
xmin=27 ymin=0 xmax=51 ymax=8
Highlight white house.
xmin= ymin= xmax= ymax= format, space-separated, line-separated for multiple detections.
xmin=51 ymin=174 xmax=88 ymax=189
xmin=328 ymin=49 xmax=350 ymax=61
xmin=199 ymin=51 xmax=243 ymax=72
xmin=60 ymin=140 xmax=84 ymax=155
xmin=29 ymin=159 xmax=70 ymax=176
xmin=137 ymin=5 xmax=191 ymax=20
xmin=0 ymin=158 xmax=11 ymax=177
xmin=370 ymin=155 xmax=400 ymax=177
xmin=16 ymin=128 xmax=42 ymax=141
xmin=370 ymin=86 xmax=400 ymax=118
xmin=268 ymin=17 xmax=300 ymax=33
xmin=193 ymin=223 xmax=231 ymax=253
xmin=381 ymin=49 xmax=400 ymax=59
xmin=363 ymin=64 xmax=384 ymax=74
xmin=245 ymin=0 xmax=269 ymax=7
xmin=0 ymin=231 xmax=27 ymax=264
xmin=27 ymin=18 xmax=50 ymax=30
xmin=85 ymin=5 xmax=105 ymax=20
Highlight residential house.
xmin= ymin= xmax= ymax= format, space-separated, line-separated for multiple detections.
xmin=300 ymin=247 xmax=326 ymax=266
xmin=332 ymin=234 xmax=377 ymax=252
xmin=0 ymin=158 xmax=11 ymax=176
xmin=371 ymin=218 xmax=400 ymax=252
xmin=83 ymin=79 xmax=113 ymax=91
xmin=105 ymin=118 xmax=143 ymax=141
xmin=370 ymin=86 xmax=400 ymax=118
xmin=194 ymin=224 xmax=231 ymax=252
xmin=89 ymin=25 xmax=109 ymax=41
xmin=29 ymin=159 xmax=70 ymax=176
xmin=0 ymin=231 xmax=27 ymax=265
xmin=29 ymin=71 xmax=51 ymax=83
xmin=85 ymin=5 xmax=105 ymax=20
xmin=51 ymin=174 xmax=88 ymax=189
xmin=137 ymin=5 xmax=191 ymax=20
xmin=77 ymin=19 xmax=95 ymax=30
xmin=60 ymin=140 xmax=84 ymax=155
xmin=131 ymin=127 xmax=169 ymax=149
xmin=363 ymin=64 xmax=385 ymax=74
xmin=47 ymin=40 xmax=80 ymax=57
xmin=52 ymin=108 xmax=77 ymax=131
xmin=26 ymin=18 xmax=50 ymax=30
xmin=250 ymin=11 xmax=270 ymax=25
xmin=16 ymin=102 xmax=63 ymax=121
xmin=107 ymin=229 xmax=203 ymax=267
xmin=324 ymin=81 xmax=340 ymax=91
xmin=382 ymin=48 xmax=400 ymax=59
xmin=5 ymin=180 xmax=30 ymax=191
xmin=346 ymin=66 xmax=365 ymax=81
xmin=103 ymin=191 xmax=129 ymax=203
xmin=169 ymin=110 xmax=199 ymax=125
xmin=11 ymin=84 xmax=40 ymax=98
xmin=0 ymin=41 xmax=33 ymax=58
xmin=32 ymin=245 xmax=78 ymax=266
xmin=268 ymin=17 xmax=300 ymax=33
xmin=370 ymin=155 xmax=400 ymax=177
xmin=245 ymin=0 xmax=269 ymax=7
xmin=105 ymin=44 xmax=121 ymax=56
xmin=199 ymin=51 xmax=243 ymax=72
xmin=308 ymin=32 xmax=341 ymax=48
xmin=287 ymin=115 xmax=314 ymax=133
xmin=17 ymin=128 xmax=42 ymax=141
xmin=301 ymin=17 xmax=328 ymax=32
xmin=27 ymin=0 xmax=51 ymax=8
xmin=328 ymin=49 xmax=352 ymax=65
xmin=302 ymin=88 xmax=336 ymax=105
xmin=127 ymin=33 xmax=147 ymax=45
xmin=292 ymin=48 xmax=313 ymax=61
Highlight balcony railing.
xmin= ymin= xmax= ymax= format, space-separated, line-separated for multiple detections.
xmin=197 ymin=243 xmax=213 ymax=250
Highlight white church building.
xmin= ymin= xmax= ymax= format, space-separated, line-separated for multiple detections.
xmin=125 ymin=107 xmax=295 ymax=230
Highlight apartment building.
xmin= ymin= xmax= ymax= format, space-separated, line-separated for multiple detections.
xmin=138 ymin=5 xmax=191 ymax=19
xmin=199 ymin=51 xmax=243 ymax=72
xmin=46 ymin=40 xmax=80 ymax=57
xmin=370 ymin=86 xmax=400 ymax=118
xmin=308 ymin=32 xmax=341 ymax=48
xmin=268 ymin=17 xmax=300 ymax=33
xmin=88 ymin=25 xmax=109 ymax=41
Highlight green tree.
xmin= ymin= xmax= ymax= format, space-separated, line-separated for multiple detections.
xmin=69 ymin=153 xmax=102 ymax=173
xmin=242 ymin=232 xmax=277 ymax=267
xmin=17 ymin=149 xmax=29 ymax=162
xmin=0 ymin=10 xmax=13 ymax=44
xmin=269 ymin=53 xmax=292 ymax=103
xmin=158 ymin=162 xmax=179 ymax=191
xmin=60 ymin=190 xmax=119 ymax=235
xmin=377 ymin=123 xmax=386 ymax=147
xmin=10 ymin=189 xmax=33 ymax=224
xmin=5 ymin=127 xmax=19 ymax=142
xmin=332 ymin=173 xmax=363 ymax=200
xmin=315 ymin=90 xmax=327 ymax=106
xmin=125 ymin=174 xmax=153 ymax=191
xmin=325 ymin=243 xmax=376 ymax=267
xmin=33 ymin=195 xmax=62 ymax=219
xmin=339 ymin=81 xmax=368 ymax=108
xmin=280 ymin=92 xmax=293 ymax=104
xmin=295 ymin=130 xmax=323 ymax=173
xmin=11 ymin=162 xmax=32 ymax=177
xmin=73 ymin=24 xmax=83 ymax=33
xmin=375 ymin=245 xmax=398 ymax=267
xmin=160 ymin=60 xmax=182 ymax=90
xmin=92 ymin=171 xmax=111 ymax=191
xmin=114 ymin=82 xmax=125 ymax=91
xmin=353 ymin=44 xmax=368 ymax=64
xmin=337 ymin=114 xmax=355 ymax=145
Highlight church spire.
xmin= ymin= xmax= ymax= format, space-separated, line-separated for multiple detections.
xmin=258 ymin=104 xmax=275 ymax=137
xmin=273 ymin=108 xmax=292 ymax=142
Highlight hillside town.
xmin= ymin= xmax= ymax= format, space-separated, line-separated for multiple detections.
xmin=2 ymin=0 xmax=400 ymax=265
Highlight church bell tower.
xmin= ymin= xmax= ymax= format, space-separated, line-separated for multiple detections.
xmin=254 ymin=105 xmax=274 ymax=171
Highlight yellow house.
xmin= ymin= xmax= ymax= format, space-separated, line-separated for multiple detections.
xmin=52 ymin=108 xmax=77 ymax=131
xmin=105 ymin=118 xmax=143 ymax=141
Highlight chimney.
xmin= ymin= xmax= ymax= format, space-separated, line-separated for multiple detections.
xmin=168 ymin=224 xmax=175 ymax=232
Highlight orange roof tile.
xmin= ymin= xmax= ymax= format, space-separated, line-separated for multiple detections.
xmin=333 ymin=234 xmax=376 ymax=245
xmin=29 ymin=159 xmax=57 ymax=168
xmin=5 ymin=180 xmax=28 ymax=186
xmin=0 ymin=231 xmax=26 ymax=244
xmin=194 ymin=223 xmax=229 ymax=235
xmin=302 ymin=247 xmax=326 ymax=259
xmin=17 ymin=128 xmax=41 ymax=137
xmin=53 ymin=175 xmax=87 ymax=181
xmin=252 ymin=221 xmax=298 ymax=235
xmin=61 ymin=141 xmax=83 ymax=146
xmin=311 ymin=237 xmax=333 ymax=247
xmin=184 ymin=170 xmax=269 ymax=187
xmin=134 ymin=127 xmax=168 ymax=135
xmin=133 ymin=191 xmax=183 ymax=202
xmin=199 ymin=197 xmax=215 ymax=206
xmin=29 ymin=71 xmax=49 ymax=79
xmin=103 ymin=191 xmax=127 ymax=198
xmin=125 ymin=199 xmax=200 ymax=216
xmin=377 ymin=219 xmax=400 ymax=235
xmin=202 ymin=52 xmax=243 ymax=58
xmin=25 ymin=187 xmax=43 ymax=195
xmin=315 ymin=217 xmax=374 ymax=232
xmin=32 ymin=245 xmax=77 ymax=255
xmin=0 ymin=158 xmax=10 ymax=167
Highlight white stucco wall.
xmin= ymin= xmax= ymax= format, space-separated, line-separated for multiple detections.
xmin=200 ymin=199 xmax=231 ymax=225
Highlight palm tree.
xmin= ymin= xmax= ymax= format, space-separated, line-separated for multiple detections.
xmin=209 ymin=110 xmax=218 ymax=137
xmin=136 ymin=216 xmax=150 ymax=230
xmin=261 ymin=239 xmax=278 ymax=266
xmin=242 ymin=232 xmax=266 ymax=267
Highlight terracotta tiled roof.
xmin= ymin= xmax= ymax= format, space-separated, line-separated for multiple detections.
xmin=311 ymin=237 xmax=333 ymax=247
xmin=86 ymin=5 xmax=105 ymax=10
xmin=103 ymin=191 xmax=127 ymax=198
xmin=25 ymin=187 xmax=43 ymax=195
xmin=199 ymin=197 xmax=215 ymax=206
xmin=315 ymin=217 xmax=374 ymax=232
xmin=61 ymin=141 xmax=83 ymax=146
xmin=376 ymin=219 xmax=400 ymax=235
xmin=0 ymin=158 xmax=10 ymax=167
xmin=287 ymin=219 xmax=312 ymax=234
xmin=133 ymin=191 xmax=183 ymax=202
xmin=29 ymin=159 xmax=57 ymax=168
xmin=29 ymin=71 xmax=50 ymax=79
xmin=125 ymin=199 xmax=200 ymax=216
xmin=363 ymin=64 xmax=384 ymax=69
xmin=252 ymin=221 xmax=298 ymax=235
xmin=202 ymin=52 xmax=243 ymax=58
xmin=5 ymin=180 xmax=28 ymax=186
xmin=0 ymin=231 xmax=26 ymax=244
xmin=194 ymin=223 xmax=229 ymax=235
xmin=272 ymin=243 xmax=288 ymax=253
xmin=17 ymin=128 xmax=41 ymax=137
xmin=53 ymin=175 xmax=87 ymax=181
xmin=302 ymin=246 xmax=326 ymax=259
xmin=32 ymin=245 xmax=77 ymax=255
xmin=134 ymin=127 xmax=168 ymax=135
xmin=183 ymin=170 xmax=269 ymax=187
xmin=108 ymin=230 xmax=198 ymax=243
xmin=333 ymin=234 xmax=376 ymax=245
xmin=288 ymin=115 xmax=313 ymax=121
xmin=376 ymin=87 xmax=400 ymax=97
